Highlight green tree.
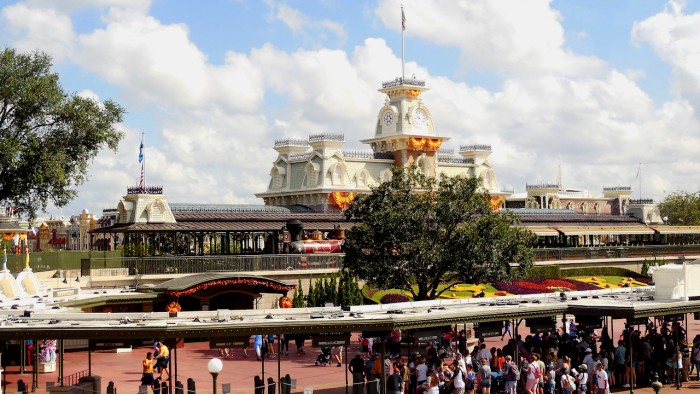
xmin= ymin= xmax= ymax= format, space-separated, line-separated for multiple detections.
xmin=0 ymin=48 xmax=125 ymax=220
xmin=658 ymin=191 xmax=700 ymax=226
xmin=344 ymin=167 xmax=536 ymax=301
xmin=306 ymin=277 xmax=318 ymax=307
xmin=327 ymin=273 xmax=338 ymax=306
xmin=293 ymin=279 xmax=305 ymax=308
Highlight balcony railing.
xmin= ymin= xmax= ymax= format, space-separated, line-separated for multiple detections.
xmin=80 ymin=244 xmax=700 ymax=276
xmin=87 ymin=254 xmax=344 ymax=276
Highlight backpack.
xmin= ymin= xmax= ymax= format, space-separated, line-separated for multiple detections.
xmin=563 ymin=375 xmax=576 ymax=392
xmin=533 ymin=364 xmax=541 ymax=379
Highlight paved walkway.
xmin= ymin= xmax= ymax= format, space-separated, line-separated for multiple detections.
xmin=3 ymin=317 xmax=699 ymax=394
xmin=5 ymin=340 xmax=700 ymax=394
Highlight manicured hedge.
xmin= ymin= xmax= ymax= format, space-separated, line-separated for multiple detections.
xmin=560 ymin=267 xmax=645 ymax=279
xmin=525 ymin=265 xmax=561 ymax=279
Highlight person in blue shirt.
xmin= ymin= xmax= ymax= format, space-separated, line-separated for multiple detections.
xmin=253 ymin=335 xmax=263 ymax=361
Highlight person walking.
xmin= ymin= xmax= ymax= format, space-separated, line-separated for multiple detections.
xmin=387 ymin=367 xmax=403 ymax=394
xmin=451 ymin=359 xmax=466 ymax=394
xmin=155 ymin=342 xmax=170 ymax=380
xmin=594 ymin=363 xmax=608 ymax=394
xmin=348 ymin=352 xmax=365 ymax=394
xmin=141 ymin=352 xmax=156 ymax=388
xmin=253 ymin=334 xmax=263 ymax=361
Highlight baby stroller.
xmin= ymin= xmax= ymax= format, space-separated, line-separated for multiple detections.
xmin=315 ymin=346 xmax=332 ymax=366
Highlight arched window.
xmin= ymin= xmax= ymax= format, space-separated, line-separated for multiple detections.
xmin=271 ymin=166 xmax=286 ymax=189
xmin=380 ymin=169 xmax=393 ymax=183
xmin=326 ymin=162 xmax=347 ymax=185
xmin=305 ymin=162 xmax=320 ymax=187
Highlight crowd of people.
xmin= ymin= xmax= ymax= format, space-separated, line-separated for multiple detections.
xmin=346 ymin=319 xmax=697 ymax=394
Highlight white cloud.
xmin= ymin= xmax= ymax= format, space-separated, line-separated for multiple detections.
xmin=4 ymin=0 xmax=700 ymax=217
xmin=376 ymin=0 xmax=606 ymax=78
xmin=632 ymin=0 xmax=700 ymax=108
xmin=1 ymin=3 xmax=75 ymax=61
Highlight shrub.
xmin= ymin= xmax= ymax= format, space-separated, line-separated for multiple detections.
xmin=380 ymin=293 xmax=411 ymax=304
xmin=525 ymin=265 xmax=561 ymax=279
xmin=560 ymin=267 xmax=645 ymax=279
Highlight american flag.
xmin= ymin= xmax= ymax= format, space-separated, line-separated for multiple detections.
xmin=138 ymin=134 xmax=145 ymax=189
xmin=402 ymin=7 xmax=406 ymax=31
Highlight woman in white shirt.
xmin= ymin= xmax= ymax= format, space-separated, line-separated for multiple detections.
xmin=576 ymin=364 xmax=589 ymax=394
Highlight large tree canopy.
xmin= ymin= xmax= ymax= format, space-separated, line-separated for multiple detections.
xmin=343 ymin=167 xmax=536 ymax=301
xmin=0 ymin=48 xmax=124 ymax=220
xmin=658 ymin=191 xmax=700 ymax=225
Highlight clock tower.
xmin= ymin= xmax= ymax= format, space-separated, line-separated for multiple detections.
xmin=361 ymin=76 xmax=448 ymax=176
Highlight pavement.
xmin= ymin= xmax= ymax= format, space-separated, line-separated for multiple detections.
xmin=2 ymin=317 xmax=699 ymax=394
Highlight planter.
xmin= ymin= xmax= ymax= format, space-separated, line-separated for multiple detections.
xmin=38 ymin=362 xmax=56 ymax=373
xmin=168 ymin=312 xmax=178 ymax=318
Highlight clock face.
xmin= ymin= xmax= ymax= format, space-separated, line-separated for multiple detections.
xmin=413 ymin=108 xmax=427 ymax=127
xmin=382 ymin=111 xmax=394 ymax=126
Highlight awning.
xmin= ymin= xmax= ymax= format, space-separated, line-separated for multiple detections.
xmin=554 ymin=226 xmax=654 ymax=236
xmin=524 ymin=226 xmax=560 ymax=237
xmin=650 ymin=226 xmax=700 ymax=235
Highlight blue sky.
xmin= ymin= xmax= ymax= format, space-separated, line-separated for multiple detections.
xmin=2 ymin=0 xmax=700 ymax=220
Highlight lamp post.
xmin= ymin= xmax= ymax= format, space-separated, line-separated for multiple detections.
xmin=208 ymin=358 xmax=223 ymax=394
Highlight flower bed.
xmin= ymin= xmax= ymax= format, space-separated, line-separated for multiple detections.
xmin=495 ymin=278 xmax=599 ymax=295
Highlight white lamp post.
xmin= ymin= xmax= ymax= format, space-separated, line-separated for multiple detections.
xmin=207 ymin=358 xmax=223 ymax=394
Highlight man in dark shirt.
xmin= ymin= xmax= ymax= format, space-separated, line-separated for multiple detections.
xmin=348 ymin=352 xmax=365 ymax=394
xmin=387 ymin=367 xmax=403 ymax=394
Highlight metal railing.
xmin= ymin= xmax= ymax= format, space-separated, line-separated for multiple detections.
xmin=65 ymin=244 xmax=700 ymax=277
xmin=64 ymin=369 xmax=90 ymax=386
xmin=533 ymin=244 xmax=700 ymax=261
xmin=88 ymin=254 xmax=344 ymax=276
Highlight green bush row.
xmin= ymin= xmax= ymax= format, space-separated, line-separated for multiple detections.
xmin=525 ymin=265 xmax=645 ymax=279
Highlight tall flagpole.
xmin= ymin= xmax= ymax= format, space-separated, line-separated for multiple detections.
xmin=639 ymin=162 xmax=642 ymax=200
xmin=139 ymin=132 xmax=146 ymax=191
xmin=401 ymin=4 xmax=405 ymax=80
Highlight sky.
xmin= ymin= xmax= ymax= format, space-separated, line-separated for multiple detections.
xmin=2 ymin=0 xmax=700 ymax=220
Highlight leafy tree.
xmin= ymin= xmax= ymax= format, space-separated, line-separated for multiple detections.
xmin=336 ymin=270 xmax=363 ymax=308
xmin=0 ymin=48 xmax=125 ymax=221
xmin=306 ymin=277 xmax=318 ymax=307
xmin=313 ymin=277 xmax=325 ymax=306
xmin=327 ymin=273 xmax=338 ymax=306
xmin=658 ymin=191 xmax=700 ymax=226
xmin=344 ymin=167 xmax=536 ymax=301
xmin=293 ymin=279 xmax=305 ymax=308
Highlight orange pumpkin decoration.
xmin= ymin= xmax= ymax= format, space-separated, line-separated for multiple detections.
xmin=166 ymin=301 xmax=182 ymax=313
xmin=279 ymin=296 xmax=293 ymax=308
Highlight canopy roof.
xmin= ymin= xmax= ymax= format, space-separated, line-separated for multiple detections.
xmin=0 ymin=286 xmax=697 ymax=340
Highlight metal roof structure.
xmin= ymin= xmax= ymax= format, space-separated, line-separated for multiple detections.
xmin=0 ymin=286 xmax=698 ymax=341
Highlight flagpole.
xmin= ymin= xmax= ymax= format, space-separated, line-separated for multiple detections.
xmin=639 ymin=163 xmax=642 ymax=200
xmin=143 ymin=131 xmax=146 ymax=190
xmin=401 ymin=4 xmax=405 ymax=81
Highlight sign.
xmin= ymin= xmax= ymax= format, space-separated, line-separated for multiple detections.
xmin=527 ymin=317 xmax=556 ymax=334
xmin=413 ymin=330 xmax=442 ymax=345
xmin=575 ymin=316 xmax=603 ymax=331
xmin=312 ymin=333 xmax=350 ymax=347
xmin=627 ymin=317 xmax=648 ymax=326
xmin=476 ymin=322 xmax=503 ymax=338
xmin=89 ymin=340 xmax=131 ymax=350
xmin=209 ymin=337 xmax=250 ymax=349
xmin=664 ymin=314 xmax=685 ymax=322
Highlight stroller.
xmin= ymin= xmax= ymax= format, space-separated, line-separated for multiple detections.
xmin=315 ymin=346 xmax=332 ymax=366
